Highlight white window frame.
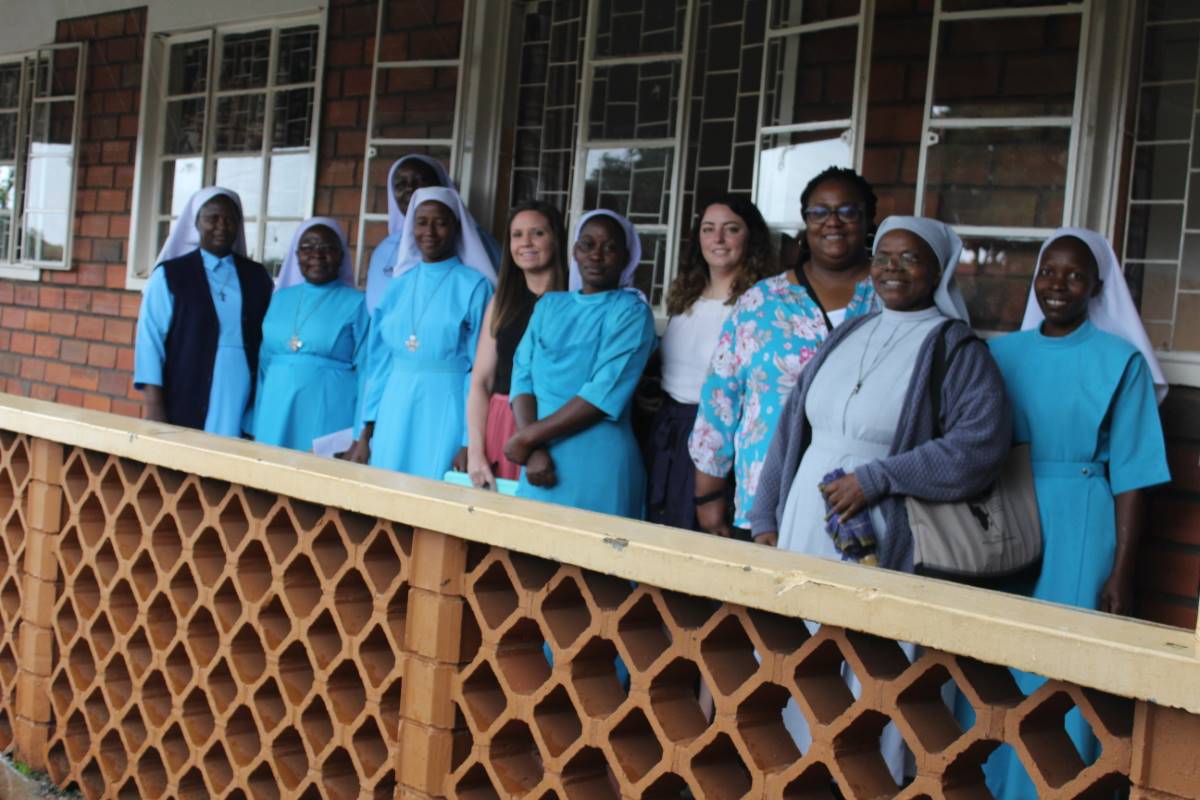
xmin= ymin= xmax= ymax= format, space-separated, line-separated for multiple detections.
xmin=751 ymin=0 xmax=874 ymax=234
xmin=0 ymin=43 xmax=86 ymax=281
xmin=568 ymin=0 xmax=698 ymax=317
xmin=126 ymin=10 xmax=326 ymax=287
xmin=353 ymin=2 xmax=473 ymax=286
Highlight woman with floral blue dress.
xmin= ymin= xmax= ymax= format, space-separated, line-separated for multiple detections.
xmin=689 ymin=167 xmax=879 ymax=539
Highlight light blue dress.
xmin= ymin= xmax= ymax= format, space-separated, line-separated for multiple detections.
xmin=365 ymin=227 xmax=500 ymax=315
xmin=252 ymin=281 xmax=368 ymax=451
xmin=362 ymin=256 xmax=493 ymax=478
xmin=510 ymin=290 xmax=657 ymax=518
xmin=984 ymin=319 xmax=1170 ymax=799
xmin=134 ymin=249 xmax=254 ymax=437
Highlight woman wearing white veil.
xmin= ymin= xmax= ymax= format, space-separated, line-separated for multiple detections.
xmin=252 ymin=218 xmax=367 ymax=451
xmin=133 ymin=187 xmax=273 ymax=436
xmin=346 ymin=186 xmax=495 ymax=478
xmin=984 ymin=227 xmax=1170 ymax=799
xmin=363 ymin=155 xmax=500 ymax=313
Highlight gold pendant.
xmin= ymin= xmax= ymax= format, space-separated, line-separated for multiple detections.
xmin=289 ymin=336 xmax=303 ymax=352
xmin=405 ymin=334 xmax=419 ymax=352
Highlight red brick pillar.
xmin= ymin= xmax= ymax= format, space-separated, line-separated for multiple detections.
xmin=395 ymin=528 xmax=472 ymax=798
xmin=13 ymin=438 xmax=64 ymax=768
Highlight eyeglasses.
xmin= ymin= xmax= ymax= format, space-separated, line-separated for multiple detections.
xmin=574 ymin=239 xmax=623 ymax=257
xmin=297 ymin=243 xmax=341 ymax=256
xmin=870 ymin=251 xmax=925 ymax=269
xmin=802 ymin=204 xmax=864 ymax=225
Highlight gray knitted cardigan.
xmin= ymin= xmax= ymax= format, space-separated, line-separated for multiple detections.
xmin=747 ymin=313 xmax=1012 ymax=572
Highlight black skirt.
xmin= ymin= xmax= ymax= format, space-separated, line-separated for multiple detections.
xmin=644 ymin=397 xmax=702 ymax=530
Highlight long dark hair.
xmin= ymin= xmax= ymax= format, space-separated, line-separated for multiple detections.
xmin=795 ymin=166 xmax=878 ymax=268
xmin=666 ymin=194 xmax=778 ymax=316
xmin=491 ymin=200 xmax=568 ymax=335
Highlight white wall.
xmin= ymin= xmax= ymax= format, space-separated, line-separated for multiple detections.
xmin=0 ymin=0 xmax=324 ymax=54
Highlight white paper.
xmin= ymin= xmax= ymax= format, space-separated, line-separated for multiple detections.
xmin=312 ymin=427 xmax=355 ymax=459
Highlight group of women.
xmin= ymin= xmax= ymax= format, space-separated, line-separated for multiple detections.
xmin=135 ymin=160 xmax=1170 ymax=797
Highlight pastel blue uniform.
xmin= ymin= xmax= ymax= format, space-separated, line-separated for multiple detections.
xmin=134 ymin=250 xmax=252 ymax=437
xmin=362 ymin=257 xmax=492 ymax=478
xmin=252 ymin=281 xmax=368 ymax=451
xmin=510 ymin=290 xmax=657 ymax=518
xmin=984 ymin=320 xmax=1170 ymax=798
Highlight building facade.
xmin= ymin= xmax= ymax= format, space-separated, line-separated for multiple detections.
xmin=0 ymin=0 xmax=1195 ymax=624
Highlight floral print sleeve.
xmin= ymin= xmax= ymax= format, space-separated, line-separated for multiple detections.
xmin=688 ymin=274 xmax=877 ymax=528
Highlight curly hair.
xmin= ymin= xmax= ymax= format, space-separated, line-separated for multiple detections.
xmin=491 ymin=200 xmax=569 ymax=336
xmin=795 ymin=166 xmax=879 ymax=268
xmin=666 ymin=195 xmax=778 ymax=316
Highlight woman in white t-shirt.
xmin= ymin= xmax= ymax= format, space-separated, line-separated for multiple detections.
xmin=644 ymin=195 xmax=777 ymax=529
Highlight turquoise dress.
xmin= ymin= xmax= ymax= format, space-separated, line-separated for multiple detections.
xmin=984 ymin=320 xmax=1170 ymax=798
xmin=362 ymin=257 xmax=493 ymax=478
xmin=510 ymin=290 xmax=657 ymax=518
xmin=252 ymin=281 xmax=367 ymax=451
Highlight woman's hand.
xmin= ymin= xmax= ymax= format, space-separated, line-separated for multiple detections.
xmin=696 ymin=496 xmax=733 ymax=538
xmin=467 ymin=448 xmax=496 ymax=490
xmin=450 ymin=446 xmax=469 ymax=473
xmin=340 ymin=424 xmax=373 ymax=464
xmin=754 ymin=531 xmax=778 ymax=547
xmin=504 ymin=429 xmax=536 ymax=465
xmin=821 ymin=472 xmax=867 ymax=522
xmin=1099 ymin=567 xmax=1134 ymax=616
xmin=524 ymin=448 xmax=557 ymax=487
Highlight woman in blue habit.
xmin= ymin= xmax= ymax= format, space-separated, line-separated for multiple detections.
xmin=252 ymin=218 xmax=367 ymax=451
xmin=505 ymin=210 xmax=657 ymax=518
xmin=346 ymin=186 xmax=496 ymax=479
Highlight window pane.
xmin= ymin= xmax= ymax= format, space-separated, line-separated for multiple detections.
xmin=763 ymin=27 xmax=857 ymax=127
xmin=24 ymin=149 xmax=73 ymax=210
xmin=757 ymin=129 xmax=853 ymax=230
xmin=243 ymin=221 xmax=260 ymax=261
xmin=1142 ymin=22 xmax=1200 ymax=82
xmin=0 ymin=215 xmax=9 ymax=258
xmin=0 ymin=64 xmax=20 ymax=108
xmin=363 ymin=145 xmax=452 ymax=217
xmin=215 ymin=94 xmax=266 ymax=152
xmin=272 ymin=88 xmax=314 ymax=149
xmin=1149 ymin=0 xmax=1200 ymax=22
xmin=167 ymin=40 xmax=209 ymax=96
xmin=267 ymin=153 xmax=312 ymax=218
xmin=772 ymin=0 xmax=859 ymax=27
xmin=23 ymin=211 xmax=67 ymax=263
xmin=1174 ymin=293 xmax=1200 ymax=350
xmin=277 ymin=26 xmax=319 ymax=85
xmin=944 ymin=0 xmax=1081 ymax=10
xmin=588 ymin=61 xmax=680 ymax=140
xmin=630 ymin=229 xmax=668 ymax=308
xmin=31 ymin=101 xmax=74 ymax=145
xmin=1133 ymin=261 xmax=1179 ymax=319
xmin=1131 ymin=143 xmax=1189 ymax=200
xmin=163 ymin=98 xmax=206 ymax=156
xmin=44 ymin=48 xmax=80 ymax=97
xmin=924 ymin=127 xmax=1069 ymax=228
xmin=1125 ymin=203 xmax=1184 ymax=261
xmin=594 ymin=0 xmax=688 ymax=57
xmin=378 ymin=0 xmax=463 ymax=61
xmin=219 ymin=30 xmax=271 ymax=90
xmin=215 ymin=156 xmax=263 ymax=219
xmin=0 ymin=166 xmax=14 ymax=210
xmin=1182 ymin=232 xmax=1200 ymax=291
xmin=159 ymin=158 xmax=203 ymax=216
xmin=1137 ymin=84 xmax=1194 ymax=141
xmin=263 ymin=220 xmax=299 ymax=276
xmin=932 ymin=15 xmax=1080 ymax=119
xmin=583 ymin=147 xmax=673 ymax=225
xmin=0 ymin=112 xmax=17 ymax=160
xmin=956 ymin=237 xmax=1042 ymax=331
xmin=372 ymin=66 xmax=458 ymax=140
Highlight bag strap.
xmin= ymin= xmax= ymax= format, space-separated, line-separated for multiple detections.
xmin=929 ymin=320 xmax=978 ymax=438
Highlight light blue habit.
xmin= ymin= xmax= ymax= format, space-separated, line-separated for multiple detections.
xmin=983 ymin=319 xmax=1170 ymax=799
xmin=510 ymin=290 xmax=657 ymax=518
xmin=362 ymin=256 xmax=493 ymax=478
xmin=252 ymin=281 xmax=368 ymax=451
xmin=365 ymin=227 xmax=500 ymax=315
xmin=134 ymin=248 xmax=253 ymax=437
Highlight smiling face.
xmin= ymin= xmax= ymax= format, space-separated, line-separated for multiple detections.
xmin=196 ymin=194 xmax=240 ymax=257
xmin=803 ymin=178 xmax=868 ymax=271
xmin=412 ymin=200 xmax=458 ymax=262
xmin=509 ymin=210 xmax=557 ymax=273
xmin=1034 ymin=236 xmax=1101 ymax=337
xmin=297 ymin=224 xmax=343 ymax=285
xmin=393 ymin=159 xmax=442 ymax=215
xmin=870 ymin=229 xmax=941 ymax=312
xmin=574 ymin=216 xmax=628 ymax=293
xmin=698 ymin=203 xmax=748 ymax=274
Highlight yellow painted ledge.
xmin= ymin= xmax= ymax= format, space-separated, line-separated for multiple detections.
xmin=2 ymin=394 xmax=1197 ymax=712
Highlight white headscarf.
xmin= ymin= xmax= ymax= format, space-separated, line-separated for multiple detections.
xmin=873 ymin=215 xmax=970 ymax=322
xmin=392 ymin=186 xmax=497 ymax=285
xmin=1021 ymin=227 xmax=1167 ymax=403
xmin=273 ymin=217 xmax=355 ymax=290
xmin=568 ymin=210 xmax=644 ymax=296
xmin=155 ymin=186 xmax=248 ymax=266
xmin=385 ymin=155 xmax=454 ymax=236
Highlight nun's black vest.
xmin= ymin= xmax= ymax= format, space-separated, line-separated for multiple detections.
xmin=160 ymin=249 xmax=273 ymax=430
